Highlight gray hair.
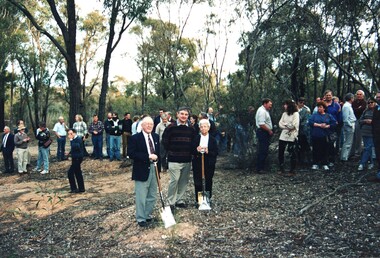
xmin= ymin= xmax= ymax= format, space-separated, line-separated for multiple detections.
xmin=4 ymin=126 xmax=10 ymax=131
xmin=141 ymin=116 xmax=153 ymax=125
xmin=345 ymin=93 xmax=355 ymax=101
xmin=161 ymin=113 xmax=168 ymax=119
xmin=199 ymin=119 xmax=210 ymax=127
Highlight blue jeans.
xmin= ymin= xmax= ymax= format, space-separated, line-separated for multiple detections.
xmin=360 ymin=136 xmax=374 ymax=166
xmin=256 ymin=129 xmax=270 ymax=171
xmin=91 ymin=134 xmax=103 ymax=159
xmin=109 ymin=135 xmax=121 ymax=160
xmin=56 ymin=136 xmax=66 ymax=160
xmin=37 ymin=146 xmax=50 ymax=171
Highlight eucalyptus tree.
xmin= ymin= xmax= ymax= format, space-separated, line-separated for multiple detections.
xmin=7 ymin=0 xmax=83 ymax=125
xmin=78 ymin=10 xmax=107 ymax=120
xmin=0 ymin=0 xmax=21 ymax=129
xmin=15 ymin=24 xmax=63 ymax=132
xmin=132 ymin=18 xmax=198 ymax=109
xmin=98 ymin=0 xmax=152 ymax=121
xmin=237 ymin=0 xmax=380 ymax=105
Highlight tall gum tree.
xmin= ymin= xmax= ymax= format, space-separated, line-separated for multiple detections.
xmin=7 ymin=0 xmax=82 ymax=125
xmin=98 ymin=0 xmax=152 ymax=122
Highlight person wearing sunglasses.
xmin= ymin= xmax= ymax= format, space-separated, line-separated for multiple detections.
xmin=358 ymin=98 xmax=376 ymax=171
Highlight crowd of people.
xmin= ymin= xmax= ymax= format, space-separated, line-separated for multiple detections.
xmin=1 ymin=90 xmax=380 ymax=227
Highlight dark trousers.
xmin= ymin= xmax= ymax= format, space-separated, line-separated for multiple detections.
xmin=192 ymin=157 xmax=215 ymax=202
xmin=122 ymin=132 xmax=131 ymax=158
xmin=68 ymin=157 xmax=85 ymax=191
xmin=256 ymin=129 xmax=270 ymax=171
xmin=298 ymin=133 xmax=311 ymax=164
xmin=2 ymin=151 xmax=14 ymax=173
xmin=278 ymin=140 xmax=297 ymax=171
xmin=56 ymin=136 xmax=66 ymax=160
xmin=91 ymin=134 xmax=103 ymax=159
xmin=374 ymin=136 xmax=380 ymax=170
xmin=312 ymin=137 xmax=328 ymax=165
xmin=160 ymin=144 xmax=168 ymax=170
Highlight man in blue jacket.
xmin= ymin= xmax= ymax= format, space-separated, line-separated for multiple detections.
xmin=67 ymin=129 xmax=85 ymax=193
xmin=1 ymin=126 xmax=15 ymax=173
xmin=128 ymin=116 xmax=160 ymax=227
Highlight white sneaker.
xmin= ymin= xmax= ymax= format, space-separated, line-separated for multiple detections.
xmin=40 ymin=170 xmax=49 ymax=174
xmin=33 ymin=168 xmax=41 ymax=172
xmin=358 ymin=164 xmax=364 ymax=171
xmin=312 ymin=165 xmax=319 ymax=170
xmin=323 ymin=165 xmax=330 ymax=171
xmin=368 ymin=163 xmax=374 ymax=170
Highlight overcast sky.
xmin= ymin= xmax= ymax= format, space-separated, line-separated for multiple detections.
xmin=76 ymin=0 xmax=247 ymax=84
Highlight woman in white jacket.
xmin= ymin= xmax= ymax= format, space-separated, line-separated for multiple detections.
xmin=278 ymin=99 xmax=300 ymax=176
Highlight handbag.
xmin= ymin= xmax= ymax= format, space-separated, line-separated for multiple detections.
xmin=43 ymin=138 xmax=53 ymax=148
xmin=327 ymin=132 xmax=338 ymax=142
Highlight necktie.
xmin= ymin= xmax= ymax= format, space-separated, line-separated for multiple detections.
xmin=2 ymin=134 xmax=8 ymax=148
xmin=148 ymin=135 xmax=155 ymax=154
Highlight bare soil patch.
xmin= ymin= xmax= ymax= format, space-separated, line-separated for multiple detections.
xmin=0 ymin=142 xmax=379 ymax=257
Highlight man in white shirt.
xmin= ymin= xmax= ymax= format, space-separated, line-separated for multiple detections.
xmin=53 ymin=116 xmax=68 ymax=161
xmin=255 ymin=98 xmax=273 ymax=173
xmin=341 ymin=93 xmax=356 ymax=161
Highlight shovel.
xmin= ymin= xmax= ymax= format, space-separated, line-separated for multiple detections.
xmin=198 ymin=152 xmax=211 ymax=211
xmin=154 ymin=162 xmax=176 ymax=228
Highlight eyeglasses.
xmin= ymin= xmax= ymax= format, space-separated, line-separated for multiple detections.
xmin=368 ymin=102 xmax=375 ymax=104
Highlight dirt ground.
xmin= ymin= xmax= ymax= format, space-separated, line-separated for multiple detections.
xmin=0 ymin=141 xmax=379 ymax=257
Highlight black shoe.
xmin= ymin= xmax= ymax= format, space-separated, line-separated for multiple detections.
xmin=69 ymin=189 xmax=79 ymax=193
xmin=138 ymin=221 xmax=148 ymax=227
xmin=78 ymin=189 xmax=85 ymax=193
xmin=146 ymin=217 xmax=157 ymax=223
xmin=170 ymin=205 xmax=176 ymax=214
xmin=175 ymin=202 xmax=187 ymax=208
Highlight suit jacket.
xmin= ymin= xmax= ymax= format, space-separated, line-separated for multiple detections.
xmin=128 ymin=132 xmax=161 ymax=181
xmin=1 ymin=133 xmax=15 ymax=153
xmin=192 ymin=134 xmax=218 ymax=166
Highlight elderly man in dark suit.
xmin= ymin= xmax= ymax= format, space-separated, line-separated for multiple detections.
xmin=128 ymin=116 xmax=161 ymax=227
xmin=2 ymin=126 xmax=15 ymax=173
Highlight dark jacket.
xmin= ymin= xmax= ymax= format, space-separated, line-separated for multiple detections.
xmin=372 ymin=106 xmax=380 ymax=138
xmin=1 ymin=133 xmax=15 ymax=153
xmin=121 ymin=119 xmax=132 ymax=133
xmin=108 ymin=119 xmax=122 ymax=136
xmin=36 ymin=128 xmax=51 ymax=147
xmin=128 ymin=132 xmax=161 ymax=181
xmin=70 ymin=136 xmax=84 ymax=159
xmin=359 ymin=109 xmax=374 ymax=137
xmin=104 ymin=119 xmax=114 ymax=134
xmin=192 ymin=134 xmax=218 ymax=166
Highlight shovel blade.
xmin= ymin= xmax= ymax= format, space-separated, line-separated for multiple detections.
xmin=160 ymin=206 xmax=176 ymax=228
xmin=198 ymin=197 xmax=211 ymax=211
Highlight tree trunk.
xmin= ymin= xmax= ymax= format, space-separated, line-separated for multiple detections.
xmin=0 ymin=73 xmax=5 ymax=130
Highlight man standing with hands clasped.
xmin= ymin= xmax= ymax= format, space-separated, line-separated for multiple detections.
xmin=162 ymin=107 xmax=196 ymax=211
xmin=128 ymin=116 xmax=160 ymax=227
